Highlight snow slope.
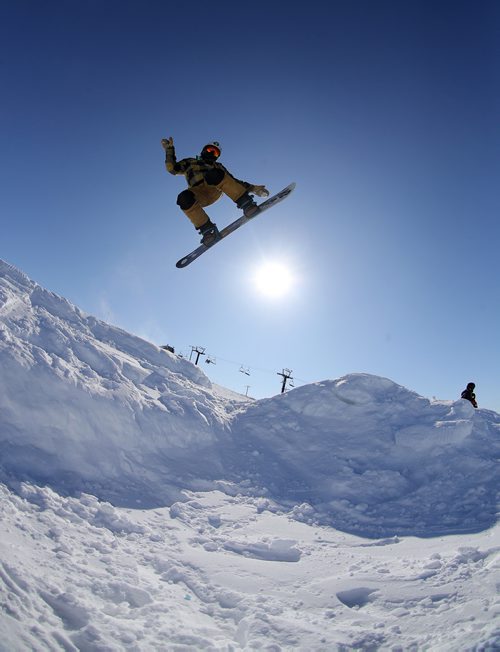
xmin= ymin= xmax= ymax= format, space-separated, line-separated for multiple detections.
xmin=0 ymin=260 xmax=234 ymax=507
xmin=1 ymin=259 xmax=499 ymax=650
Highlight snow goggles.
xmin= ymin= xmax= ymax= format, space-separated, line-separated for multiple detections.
xmin=204 ymin=145 xmax=221 ymax=157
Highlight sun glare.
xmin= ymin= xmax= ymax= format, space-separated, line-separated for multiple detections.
xmin=253 ymin=261 xmax=294 ymax=298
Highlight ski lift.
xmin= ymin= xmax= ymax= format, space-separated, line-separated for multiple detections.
xmin=206 ymin=356 xmax=216 ymax=365
xmin=239 ymin=365 xmax=250 ymax=376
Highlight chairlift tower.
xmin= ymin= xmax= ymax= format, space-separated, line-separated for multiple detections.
xmin=189 ymin=345 xmax=206 ymax=365
xmin=277 ymin=368 xmax=294 ymax=394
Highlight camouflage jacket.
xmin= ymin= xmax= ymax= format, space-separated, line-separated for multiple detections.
xmin=165 ymin=145 xmax=251 ymax=190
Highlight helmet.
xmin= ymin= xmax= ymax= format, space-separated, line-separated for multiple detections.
xmin=200 ymin=141 xmax=221 ymax=161
xmin=467 ymin=382 xmax=475 ymax=390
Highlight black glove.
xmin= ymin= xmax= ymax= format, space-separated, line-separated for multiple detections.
xmin=161 ymin=137 xmax=174 ymax=150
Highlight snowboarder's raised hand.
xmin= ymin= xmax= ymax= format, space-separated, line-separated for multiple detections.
xmin=251 ymin=185 xmax=270 ymax=198
xmin=161 ymin=137 xmax=174 ymax=150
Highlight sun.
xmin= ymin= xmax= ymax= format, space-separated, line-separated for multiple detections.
xmin=253 ymin=261 xmax=294 ymax=298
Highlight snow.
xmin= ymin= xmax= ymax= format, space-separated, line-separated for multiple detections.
xmin=1 ymin=258 xmax=499 ymax=651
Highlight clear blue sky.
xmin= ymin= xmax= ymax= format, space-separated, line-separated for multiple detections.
xmin=1 ymin=0 xmax=499 ymax=409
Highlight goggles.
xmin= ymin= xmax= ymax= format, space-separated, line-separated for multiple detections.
xmin=204 ymin=145 xmax=221 ymax=157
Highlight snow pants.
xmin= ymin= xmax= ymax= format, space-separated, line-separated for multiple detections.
xmin=177 ymin=169 xmax=248 ymax=229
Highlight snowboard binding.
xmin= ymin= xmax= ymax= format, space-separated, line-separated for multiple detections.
xmin=199 ymin=221 xmax=220 ymax=247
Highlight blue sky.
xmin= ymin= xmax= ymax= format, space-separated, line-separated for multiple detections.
xmin=1 ymin=0 xmax=499 ymax=409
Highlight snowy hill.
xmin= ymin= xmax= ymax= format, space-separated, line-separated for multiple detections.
xmin=1 ymin=259 xmax=499 ymax=650
xmin=0 ymin=260 xmax=237 ymax=507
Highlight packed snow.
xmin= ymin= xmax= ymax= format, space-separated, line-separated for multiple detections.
xmin=1 ymin=259 xmax=499 ymax=651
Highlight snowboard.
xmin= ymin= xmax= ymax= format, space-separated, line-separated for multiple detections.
xmin=176 ymin=182 xmax=296 ymax=268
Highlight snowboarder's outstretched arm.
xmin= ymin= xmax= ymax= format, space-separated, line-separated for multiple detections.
xmin=213 ymin=162 xmax=269 ymax=198
xmin=161 ymin=137 xmax=190 ymax=176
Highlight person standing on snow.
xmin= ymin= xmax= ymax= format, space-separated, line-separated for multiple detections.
xmin=461 ymin=382 xmax=478 ymax=408
xmin=161 ymin=137 xmax=269 ymax=245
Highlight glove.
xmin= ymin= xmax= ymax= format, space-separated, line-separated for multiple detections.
xmin=251 ymin=185 xmax=270 ymax=198
xmin=161 ymin=137 xmax=174 ymax=150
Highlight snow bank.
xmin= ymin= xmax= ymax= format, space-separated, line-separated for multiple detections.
xmin=0 ymin=260 xmax=235 ymax=506
xmin=1 ymin=259 xmax=499 ymax=537
xmin=230 ymin=376 xmax=500 ymax=536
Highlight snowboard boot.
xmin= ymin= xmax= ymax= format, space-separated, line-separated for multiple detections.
xmin=198 ymin=219 xmax=220 ymax=246
xmin=236 ymin=192 xmax=259 ymax=218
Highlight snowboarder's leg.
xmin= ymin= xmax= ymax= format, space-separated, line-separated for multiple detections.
xmin=205 ymin=169 xmax=258 ymax=217
xmin=176 ymin=190 xmax=219 ymax=245
xmin=177 ymin=190 xmax=210 ymax=229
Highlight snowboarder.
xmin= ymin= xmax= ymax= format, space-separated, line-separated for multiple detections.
xmin=461 ymin=382 xmax=478 ymax=408
xmin=161 ymin=137 xmax=270 ymax=246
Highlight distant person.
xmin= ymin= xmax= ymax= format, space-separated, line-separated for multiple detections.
xmin=161 ymin=137 xmax=269 ymax=246
xmin=461 ymin=382 xmax=478 ymax=408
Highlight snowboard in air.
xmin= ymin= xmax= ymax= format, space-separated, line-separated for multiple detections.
xmin=176 ymin=182 xmax=296 ymax=268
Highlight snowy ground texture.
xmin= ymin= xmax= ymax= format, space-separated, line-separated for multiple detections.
xmin=1 ymin=258 xmax=499 ymax=651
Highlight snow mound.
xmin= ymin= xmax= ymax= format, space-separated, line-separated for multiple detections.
xmin=0 ymin=260 xmax=235 ymax=506
xmin=230 ymin=376 xmax=500 ymax=535
xmin=1 ymin=260 xmax=499 ymax=537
